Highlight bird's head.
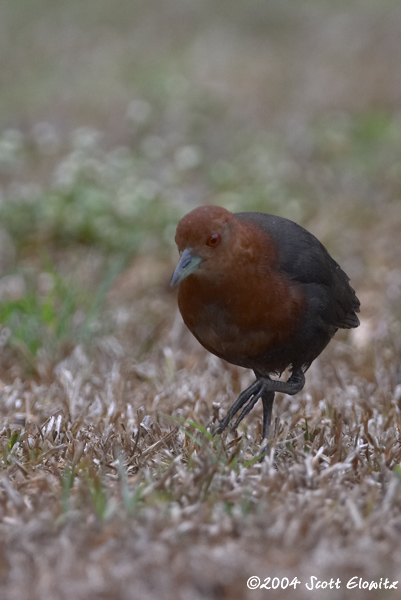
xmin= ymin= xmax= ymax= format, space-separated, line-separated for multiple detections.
xmin=170 ymin=205 xmax=236 ymax=287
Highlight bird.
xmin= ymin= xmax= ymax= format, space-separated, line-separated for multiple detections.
xmin=171 ymin=205 xmax=360 ymax=445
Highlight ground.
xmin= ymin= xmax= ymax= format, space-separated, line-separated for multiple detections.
xmin=1 ymin=1 xmax=401 ymax=599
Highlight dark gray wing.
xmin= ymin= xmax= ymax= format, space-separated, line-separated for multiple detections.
xmin=235 ymin=212 xmax=360 ymax=330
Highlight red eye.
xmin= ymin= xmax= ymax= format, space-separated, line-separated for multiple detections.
xmin=206 ymin=233 xmax=221 ymax=247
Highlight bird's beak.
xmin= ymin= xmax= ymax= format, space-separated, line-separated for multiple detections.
xmin=170 ymin=248 xmax=202 ymax=287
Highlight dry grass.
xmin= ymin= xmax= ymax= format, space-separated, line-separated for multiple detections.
xmin=1 ymin=1 xmax=401 ymax=599
xmin=1 ymin=292 xmax=401 ymax=599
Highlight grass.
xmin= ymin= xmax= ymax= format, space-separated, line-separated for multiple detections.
xmin=1 ymin=1 xmax=401 ymax=599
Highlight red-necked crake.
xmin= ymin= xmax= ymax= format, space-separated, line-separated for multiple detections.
xmin=171 ymin=205 xmax=360 ymax=444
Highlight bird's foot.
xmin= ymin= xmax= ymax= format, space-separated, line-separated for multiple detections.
xmin=216 ymin=379 xmax=265 ymax=435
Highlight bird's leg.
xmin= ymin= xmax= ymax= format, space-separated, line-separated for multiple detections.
xmin=215 ymin=379 xmax=263 ymax=434
xmin=265 ymin=368 xmax=305 ymax=396
xmin=261 ymin=390 xmax=275 ymax=440
xmin=231 ymin=388 xmax=274 ymax=437
xmin=216 ymin=368 xmax=305 ymax=436
xmin=258 ymin=374 xmax=303 ymax=459
xmin=255 ymin=392 xmax=275 ymax=463
xmin=258 ymin=369 xmax=304 ymax=441
xmin=231 ymin=394 xmax=260 ymax=430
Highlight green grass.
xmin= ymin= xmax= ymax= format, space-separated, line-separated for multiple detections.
xmin=0 ymin=259 xmax=124 ymax=372
xmin=0 ymin=126 xmax=183 ymax=257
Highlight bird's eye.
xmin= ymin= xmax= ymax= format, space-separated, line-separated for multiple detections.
xmin=206 ymin=233 xmax=221 ymax=247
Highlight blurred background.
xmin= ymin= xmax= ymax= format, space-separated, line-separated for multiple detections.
xmin=0 ymin=0 xmax=400 ymax=379
xmin=1 ymin=3 xmax=401 ymax=596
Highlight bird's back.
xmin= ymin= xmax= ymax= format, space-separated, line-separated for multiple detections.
xmin=235 ymin=212 xmax=360 ymax=371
